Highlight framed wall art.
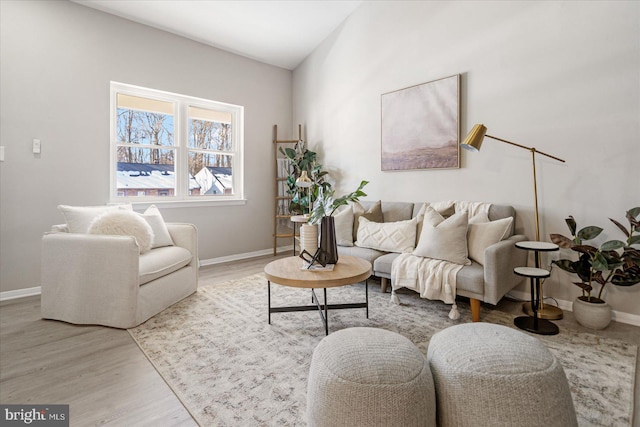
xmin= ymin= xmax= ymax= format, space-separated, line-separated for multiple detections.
xmin=381 ymin=74 xmax=460 ymax=171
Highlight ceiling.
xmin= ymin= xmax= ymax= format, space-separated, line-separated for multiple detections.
xmin=72 ymin=0 xmax=363 ymax=70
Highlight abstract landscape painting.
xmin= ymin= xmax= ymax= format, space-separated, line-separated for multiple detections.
xmin=381 ymin=75 xmax=460 ymax=171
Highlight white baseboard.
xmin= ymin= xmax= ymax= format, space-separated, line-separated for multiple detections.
xmin=507 ymin=290 xmax=640 ymax=327
xmin=198 ymin=245 xmax=293 ymax=267
xmin=0 ymin=286 xmax=42 ymax=302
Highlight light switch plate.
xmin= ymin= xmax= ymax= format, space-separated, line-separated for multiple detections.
xmin=33 ymin=139 xmax=41 ymax=154
xmin=0 ymin=146 xmax=4 ymax=161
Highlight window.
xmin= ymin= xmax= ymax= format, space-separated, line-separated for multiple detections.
xmin=110 ymin=82 xmax=244 ymax=204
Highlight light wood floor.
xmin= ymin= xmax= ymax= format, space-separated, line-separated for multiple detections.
xmin=1 ymin=253 xmax=638 ymax=426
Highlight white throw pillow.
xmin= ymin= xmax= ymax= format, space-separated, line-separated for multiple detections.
xmin=333 ymin=206 xmax=355 ymax=247
xmin=413 ymin=206 xmax=471 ymax=265
xmin=356 ymin=217 xmax=417 ymax=253
xmin=58 ymin=204 xmax=132 ymax=233
xmin=88 ymin=210 xmax=154 ymax=253
xmin=141 ymin=205 xmax=174 ymax=248
xmin=467 ymin=217 xmax=513 ymax=265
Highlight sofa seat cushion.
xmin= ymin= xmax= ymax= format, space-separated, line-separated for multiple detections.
xmin=139 ymin=246 xmax=193 ymax=285
xmin=373 ymin=252 xmax=401 ymax=275
xmin=337 ymin=245 xmax=386 ymax=264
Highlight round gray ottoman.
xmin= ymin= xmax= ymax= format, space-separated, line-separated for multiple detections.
xmin=427 ymin=323 xmax=578 ymax=427
xmin=306 ymin=327 xmax=436 ymax=427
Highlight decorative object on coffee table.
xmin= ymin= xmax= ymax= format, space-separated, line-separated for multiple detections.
xmin=461 ymin=124 xmax=566 ymax=320
xmin=310 ymin=180 xmax=369 ymax=265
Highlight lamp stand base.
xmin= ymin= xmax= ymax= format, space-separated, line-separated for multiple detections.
xmin=523 ymin=302 xmax=563 ymax=320
xmin=514 ymin=316 xmax=559 ymax=335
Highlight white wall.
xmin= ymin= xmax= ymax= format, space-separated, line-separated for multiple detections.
xmin=293 ymin=1 xmax=640 ymax=317
xmin=0 ymin=0 xmax=292 ymax=293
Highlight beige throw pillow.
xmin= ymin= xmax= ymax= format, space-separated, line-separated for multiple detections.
xmin=355 ymin=217 xmax=417 ymax=253
xmin=413 ymin=206 xmax=471 ymax=265
xmin=333 ymin=206 xmax=355 ymax=247
xmin=467 ymin=217 xmax=513 ymax=265
xmin=351 ymin=201 xmax=383 ymax=240
xmin=141 ymin=205 xmax=174 ymax=248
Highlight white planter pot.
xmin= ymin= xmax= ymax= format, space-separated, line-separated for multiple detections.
xmin=572 ymin=296 xmax=612 ymax=330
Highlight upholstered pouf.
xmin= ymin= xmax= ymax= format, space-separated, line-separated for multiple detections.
xmin=427 ymin=323 xmax=578 ymax=427
xmin=306 ymin=327 xmax=435 ymax=427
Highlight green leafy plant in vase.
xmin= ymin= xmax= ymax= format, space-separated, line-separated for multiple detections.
xmin=549 ymin=207 xmax=640 ymax=329
xmin=279 ymin=141 xmax=331 ymax=215
xmin=308 ymin=180 xmax=369 ymax=265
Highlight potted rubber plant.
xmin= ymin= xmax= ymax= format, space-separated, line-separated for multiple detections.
xmin=549 ymin=207 xmax=640 ymax=329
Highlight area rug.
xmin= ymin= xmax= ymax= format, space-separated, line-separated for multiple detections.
xmin=128 ymin=273 xmax=637 ymax=426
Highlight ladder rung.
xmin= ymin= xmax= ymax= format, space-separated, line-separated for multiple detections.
xmin=276 ymin=215 xmax=292 ymax=219
xmin=274 ymin=140 xmax=299 ymax=143
xmin=275 ymin=177 xmax=287 ymax=182
xmin=274 ymin=233 xmax=296 ymax=238
xmin=276 ymin=196 xmax=292 ymax=200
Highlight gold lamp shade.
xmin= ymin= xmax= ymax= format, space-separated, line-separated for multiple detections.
xmin=460 ymin=124 xmax=487 ymax=152
xmin=295 ymin=170 xmax=313 ymax=188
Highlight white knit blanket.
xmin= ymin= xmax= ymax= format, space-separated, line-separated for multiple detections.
xmin=391 ymin=254 xmax=463 ymax=318
xmin=390 ymin=201 xmax=492 ymax=319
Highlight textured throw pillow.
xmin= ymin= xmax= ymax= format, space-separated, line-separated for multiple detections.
xmin=141 ymin=205 xmax=174 ymax=248
xmin=333 ymin=206 xmax=355 ymax=247
xmin=413 ymin=206 xmax=471 ymax=265
xmin=351 ymin=200 xmax=383 ymax=240
xmin=356 ymin=217 xmax=417 ymax=253
xmin=88 ymin=210 xmax=154 ymax=253
xmin=58 ymin=204 xmax=133 ymax=233
xmin=415 ymin=202 xmax=457 ymax=244
xmin=467 ymin=217 xmax=513 ymax=265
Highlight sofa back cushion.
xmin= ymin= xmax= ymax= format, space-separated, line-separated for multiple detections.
xmin=358 ymin=200 xmax=414 ymax=223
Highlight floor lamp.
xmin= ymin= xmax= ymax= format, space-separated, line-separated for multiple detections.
xmin=461 ymin=124 xmax=566 ymax=320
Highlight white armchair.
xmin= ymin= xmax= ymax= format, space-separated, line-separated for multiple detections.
xmin=41 ymin=223 xmax=198 ymax=329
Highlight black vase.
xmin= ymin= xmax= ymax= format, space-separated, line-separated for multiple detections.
xmin=319 ymin=216 xmax=339 ymax=265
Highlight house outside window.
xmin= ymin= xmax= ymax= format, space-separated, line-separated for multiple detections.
xmin=110 ymin=82 xmax=244 ymax=204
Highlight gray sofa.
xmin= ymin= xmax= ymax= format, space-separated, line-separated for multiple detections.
xmin=337 ymin=201 xmax=528 ymax=321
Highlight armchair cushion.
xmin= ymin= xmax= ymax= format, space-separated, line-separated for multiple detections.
xmin=139 ymin=246 xmax=192 ymax=285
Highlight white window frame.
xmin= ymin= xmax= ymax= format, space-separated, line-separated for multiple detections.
xmin=110 ymin=81 xmax=245 ymax=207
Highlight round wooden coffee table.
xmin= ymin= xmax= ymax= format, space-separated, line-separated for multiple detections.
xmin=264 ymin=255 xmax=372 ymax=335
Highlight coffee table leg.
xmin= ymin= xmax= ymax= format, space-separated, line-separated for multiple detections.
xmin=365 ymin=278 xmax=369 ymax=319
xmin=267 ymin=280 xmax=271 ymax=325
xmin=324 ymin=288 xmax=329 ymax=336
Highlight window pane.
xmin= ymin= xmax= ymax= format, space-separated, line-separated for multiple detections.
xmin=189 ymin=106 xmax=232 ymax=151
xmin=190 ymin=152 xmax=233 ymax=196
xmin=117 ymin=148 xmax=176 ymax=197
xmin=117 ymin=94 xmax=174 ymax=147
